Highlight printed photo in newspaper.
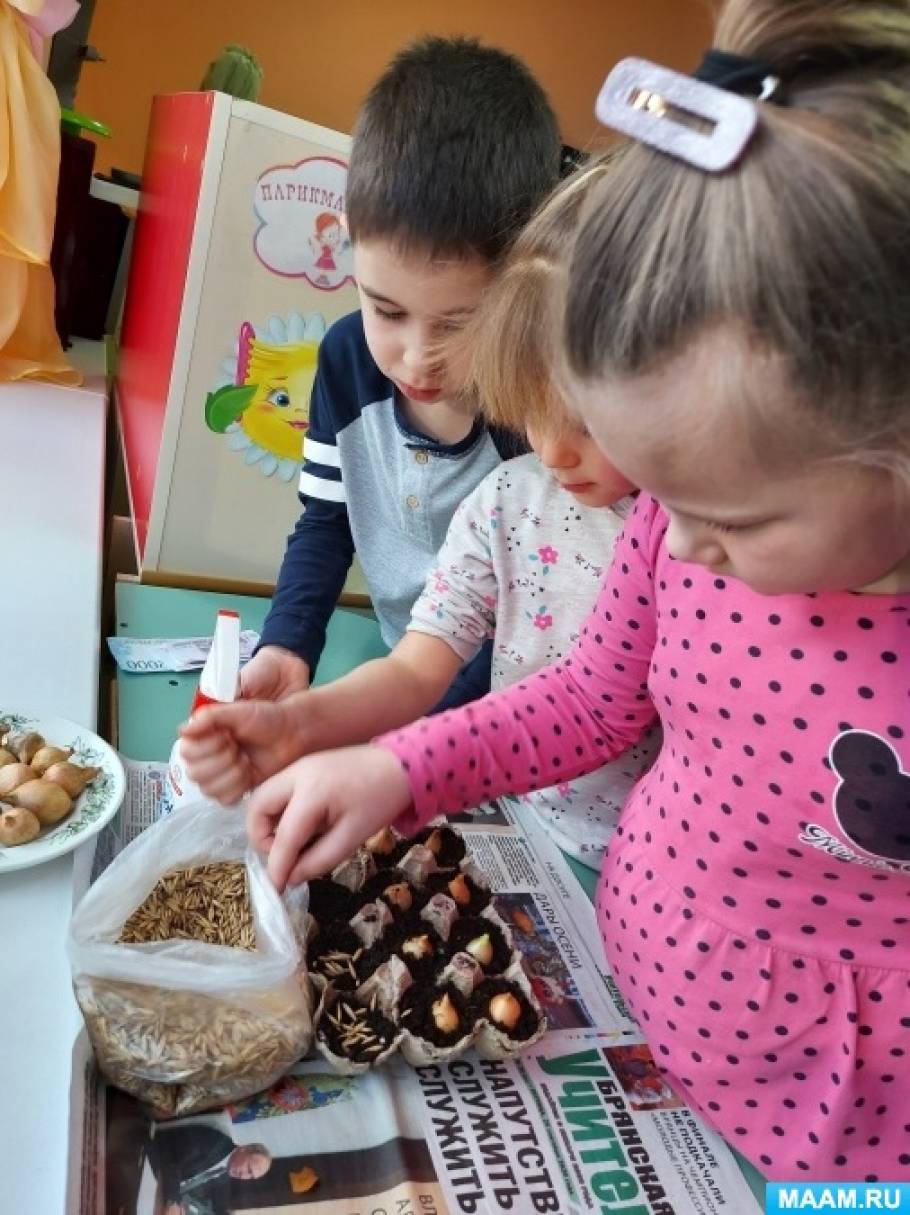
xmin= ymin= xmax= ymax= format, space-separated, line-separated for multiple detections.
xmin=457 ymin=799 xmax=635 ymax=1031
xmin=90 ymin=1058 xmax=447 ymax=1215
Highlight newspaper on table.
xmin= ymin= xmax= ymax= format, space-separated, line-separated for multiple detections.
xmin=67 ymin=782 xmax=763 ymax=1215
xmin=106 ymin=631 xmax=260 ymax=673
xmin=84 ymin=758 xmax=168 ymax=886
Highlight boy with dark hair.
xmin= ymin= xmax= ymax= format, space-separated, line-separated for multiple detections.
xmin=241 ymin=36 xmax=560 ymax=707
xmin=346 ymin=36 xmax=561 ymax=259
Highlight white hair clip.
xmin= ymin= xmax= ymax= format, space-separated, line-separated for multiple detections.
xmin=595 ymin=57 xmax=759 ymax=173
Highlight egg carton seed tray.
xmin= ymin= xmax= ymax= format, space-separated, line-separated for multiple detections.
xmin=305 ymin=826 xmax=546 ymax=1069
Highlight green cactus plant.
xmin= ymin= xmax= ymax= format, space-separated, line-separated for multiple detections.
xmin=200 ymin=45 xmax=263 ymax=101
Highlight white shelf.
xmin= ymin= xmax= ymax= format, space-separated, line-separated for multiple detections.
xmin=0 ymin=371 xmax=108 ymax=1214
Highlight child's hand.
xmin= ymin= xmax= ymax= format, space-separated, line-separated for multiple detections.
xmin=239 ymin=645 xmax=310 ymax=701
xmin=179 ymin=698 xmax=306 ymax=804
xmin=247 ymin=745 xmax=412 ymax=891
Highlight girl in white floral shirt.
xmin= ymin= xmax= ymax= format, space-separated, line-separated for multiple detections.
xmin=407 ymin=440 xmax=660 ymax=864
xmin=181 ymin=162 xmax=660 ymax=866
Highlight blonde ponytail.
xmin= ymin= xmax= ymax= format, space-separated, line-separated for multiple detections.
xmin=451 ymin=159 xmax=611 ymax=435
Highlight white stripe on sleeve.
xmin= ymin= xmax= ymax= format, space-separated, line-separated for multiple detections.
xmin=299 ymin=469 xmax=346 ymax=503
xmin=303 ymin=437 xmax=341 ymax=468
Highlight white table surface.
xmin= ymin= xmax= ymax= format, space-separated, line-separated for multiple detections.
xmin=0 ymin=353 xmax=108 ymax=1214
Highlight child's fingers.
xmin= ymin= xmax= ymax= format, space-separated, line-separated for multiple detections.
xmin=247 ymin=814 xmax=278 ymax=854
xmin=238 ymin=651 xmax=272 ymax=700
xmin=199 ymin=762 xmax=252 ymax=806
xmin=283 ymin=824 xmax=355 ymax=887
xmin=178 ymin=729 xmax=233 ymax=766
xmin=180 ymin=701 xmax=258 ymax=741
xmin=178 ymin=708 xmax=233 ymax=739
xmin=181 ymin=731 xmax=238 ymax=777
xmin=184 ymin=754 xmax=236 ymax=792
xmin=178 ymin=715 xmax=208 ymax=739
xmin=186 ymin=757 xmax=232 ymax=794
xmin=247 ymin=769 xmax=295 ymax=854
xmin=266 ymin=791 xmax=325 ymax=892
xmin=182 ymin=729 xmax=252 ymax=803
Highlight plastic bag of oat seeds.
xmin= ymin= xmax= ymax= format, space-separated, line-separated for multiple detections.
xmin=68 ymin=800 xmax=312 ymax=1116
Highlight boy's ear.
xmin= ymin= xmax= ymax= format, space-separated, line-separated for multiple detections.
xmin=205 ymin=383 xmax=257 ymax=432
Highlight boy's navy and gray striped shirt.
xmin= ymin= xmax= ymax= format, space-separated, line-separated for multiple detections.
xmin=260 ymin=309 xmax=524 ymax=675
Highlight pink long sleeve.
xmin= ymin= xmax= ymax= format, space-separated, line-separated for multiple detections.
xmin=381 ymin=488 xmax=910 ymax=1181
xmin=377 ymin=496 xmax=662 ymax=832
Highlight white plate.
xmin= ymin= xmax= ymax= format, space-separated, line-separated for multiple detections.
xmin=0 ymin=710 xmax=126 ymax=874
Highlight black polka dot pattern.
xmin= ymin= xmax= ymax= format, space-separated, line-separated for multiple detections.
xmin=380 ymin=496 xmax=910 ymax=1179
xmin=596 ymin=857 xmax=910 ymax=1181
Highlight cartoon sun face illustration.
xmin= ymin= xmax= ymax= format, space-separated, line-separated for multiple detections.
xmin=240 ymin=332 xmax=314 ymax=460
xmin=205 ymin=312 xmax=326 ymax=480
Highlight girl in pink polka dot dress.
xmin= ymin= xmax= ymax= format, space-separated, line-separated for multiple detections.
xmin=245 ymin=0 xmax=910 ymax=1182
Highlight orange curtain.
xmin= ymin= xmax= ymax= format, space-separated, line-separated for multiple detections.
xmin=0 ymin=0 xmax=80 ymax=384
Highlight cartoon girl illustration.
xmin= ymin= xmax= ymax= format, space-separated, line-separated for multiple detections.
xmin=204 ymin=311 xmax=326 ymax=481
xmin=309 ymin=212 xmax=345 ymax=285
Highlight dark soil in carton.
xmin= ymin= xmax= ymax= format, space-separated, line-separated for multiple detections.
xmin=416 ymin=825 xmax=467 ymax=868
xmin=318 ymin=995 xmax=398 ymax=1064
xmin=423 ymin=868 xmax=491 ymax=916
xmin=471 ymin=977 xmax=541 ymax=1041
xmin=387 ymin=919 xmax=444 ymax=983
xmin=400 ymin=981 xmax=472 ymax=1048
xmin=308 ymin=924 xmax=365 ymax=990
xmin=307 ymin=877 xmax=364 ymax=926
xmin=361 ymin=868 xmax=418 ymax=918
